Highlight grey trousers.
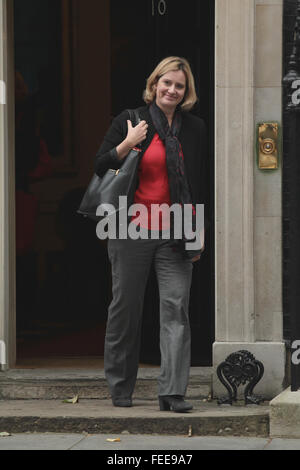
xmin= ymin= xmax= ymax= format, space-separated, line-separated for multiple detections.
xmin=104 ymin=236 xmax=193 ymax=399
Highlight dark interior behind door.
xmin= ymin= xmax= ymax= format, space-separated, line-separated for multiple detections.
xmin=110 ymin=0 xmax=215 ymax=366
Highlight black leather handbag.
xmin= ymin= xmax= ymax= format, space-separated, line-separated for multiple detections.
xmin=77 ymin=109 xmax=141 ymax=221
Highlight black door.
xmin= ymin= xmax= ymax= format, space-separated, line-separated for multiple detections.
xmin=282 ymin=0 xmax=300 ymax=390
xmin=110 ymin=0 xmax=215 ymax=366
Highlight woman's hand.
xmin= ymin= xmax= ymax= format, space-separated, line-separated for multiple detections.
xmin=116 ymin=120 xmax=148 ymax=160
xmin=191 ymin=239 xmax=205 ymax=263
xmin=126 ymin=120 xmax=148 ymax=148
xmin=191 ymin=231 xmax=205 ymax=262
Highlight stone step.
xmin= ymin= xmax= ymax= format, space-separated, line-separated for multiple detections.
xmin=0 ymin=398 xmax=270 ymax=437
xmin=0 ymin=368 xmax=212 ymax=401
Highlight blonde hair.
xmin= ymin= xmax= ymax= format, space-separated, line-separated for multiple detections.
xmin=143 ymin=56 xmax=198 ymax=112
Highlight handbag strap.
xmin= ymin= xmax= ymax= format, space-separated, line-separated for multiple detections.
xmin=127 ymin=109 xmax=141 ymax=151
xmin=127 ymin=108 xmax=140 ymax=127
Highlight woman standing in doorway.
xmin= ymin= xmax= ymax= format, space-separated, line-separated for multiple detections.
xmin=95 ymin=57 xmax=208 ymax=412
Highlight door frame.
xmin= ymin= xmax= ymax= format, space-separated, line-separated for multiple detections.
xmin=3 ymin=0 xmax=216 ymax=368
xmin=1 ymin=0 xmax=225 ymax=369
xmin=0 ymin=0 xmax=16 ymax=369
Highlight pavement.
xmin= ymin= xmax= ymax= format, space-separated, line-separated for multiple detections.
xmin=1 ymin=432 xmax=300 ymax=450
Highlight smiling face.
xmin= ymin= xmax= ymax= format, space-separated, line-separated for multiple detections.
xmin=154 ymin=69 xmax=187 ymax=113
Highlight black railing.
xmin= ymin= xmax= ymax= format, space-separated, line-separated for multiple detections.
xmin=283 ymin=0 xmax=300 ymax=391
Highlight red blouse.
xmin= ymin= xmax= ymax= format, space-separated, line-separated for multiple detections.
xmin=131 ymin=133 xmax=171 ymax=230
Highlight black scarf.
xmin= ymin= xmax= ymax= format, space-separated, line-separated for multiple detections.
xmin=149 ymin=102 xmax=198 ymax=256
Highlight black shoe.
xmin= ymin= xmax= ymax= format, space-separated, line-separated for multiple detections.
xmin=158 ymin=395 xmax=193 ymax=413
xmin=112 ymin=397 xmax=132 ymax=407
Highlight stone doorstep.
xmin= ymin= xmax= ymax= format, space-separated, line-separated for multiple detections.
xmin=0 ymin=368 xmax=212 ymax=400
xmin=0 ymin=368 xmax=270 ymax=437
xmin=0 ymin=399 xmax=270 ymax=437
xmin=270 ymin=387 xmax=300 ymax=439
